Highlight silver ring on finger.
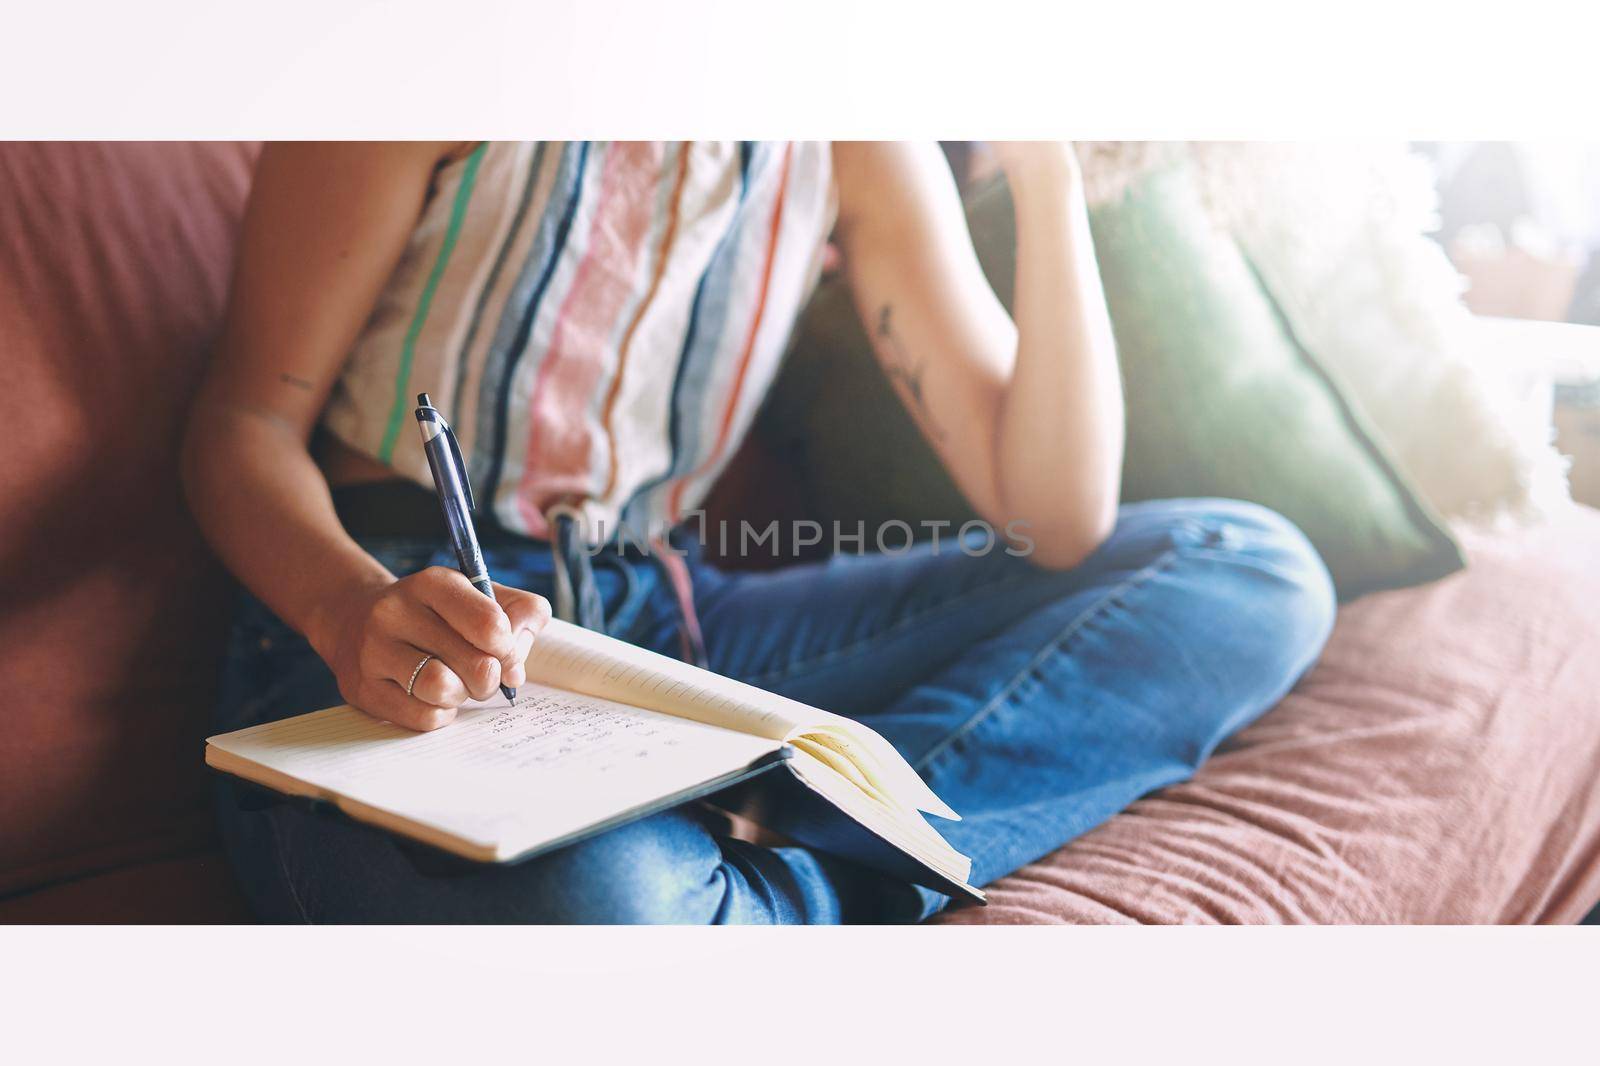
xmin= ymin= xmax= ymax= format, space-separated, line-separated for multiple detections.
xmin=406 ymin=654 xmax=435 ymax=697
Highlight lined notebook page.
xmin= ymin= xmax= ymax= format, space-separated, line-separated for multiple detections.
xmin=525 ymin=619 xmax=957 ymax=820
xmin=207 ymin=683 xmax=780 ymax=859
xmin=524 ymin=618 xmax=814 ymax=738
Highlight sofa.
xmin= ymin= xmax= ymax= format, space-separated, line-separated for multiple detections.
xmin=3 ymin=141 xmax=1598 ymax=924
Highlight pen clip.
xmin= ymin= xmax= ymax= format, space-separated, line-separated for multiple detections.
xmin=416 ymin=392 xmax=476 ymax=512
xmin=442 ymin=420 xmax=475 ymax=513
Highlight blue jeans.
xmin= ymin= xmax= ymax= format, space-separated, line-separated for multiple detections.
xmin=212 ymin=498 xmax=1334 ymax=923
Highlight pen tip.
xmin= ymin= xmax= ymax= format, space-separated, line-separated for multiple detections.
xmin=502 ymin=685 xmax=517 ymax=703
xmin=417 ymin=392 xmax=433 ymax=408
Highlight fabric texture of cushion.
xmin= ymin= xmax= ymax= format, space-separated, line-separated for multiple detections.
xmin=0 ymin=142 xmax=259 ymax=896
xmin=762 ymin=164 xmax=1465 ymax=599
xmin=931 ymin=501 xmax=1600 ymax=924
xmin=0 ymin=850 xmax=249 ymax=924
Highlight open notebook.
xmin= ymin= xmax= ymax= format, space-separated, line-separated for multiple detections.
xmin=206 ymin=618 xmax=982 ymax=903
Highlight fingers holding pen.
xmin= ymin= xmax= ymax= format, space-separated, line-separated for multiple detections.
xmin=493 ymin=582 xmax=553 ymax=682
xmin=408 ymin=567 xmax=546 ymax=688
xmin=325 ymin=567 xmax=556 ymax=731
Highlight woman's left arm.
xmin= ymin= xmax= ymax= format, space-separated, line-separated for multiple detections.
xmin=832 ymin=141 xmax=1123 ymax=570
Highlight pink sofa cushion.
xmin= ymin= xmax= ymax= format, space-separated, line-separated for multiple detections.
xmin=934 ymin=503 xmax=1600 ymax=923
xmin=0 ymin=142 xmax=259 ymax=894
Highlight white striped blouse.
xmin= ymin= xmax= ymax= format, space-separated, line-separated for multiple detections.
xmin=322 ymin=141 xmax=835 ymax=543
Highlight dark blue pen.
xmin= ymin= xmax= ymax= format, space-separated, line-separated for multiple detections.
xmin=415 ymin=392 xmax=517 ymax=703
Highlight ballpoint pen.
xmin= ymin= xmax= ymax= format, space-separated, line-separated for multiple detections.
xmin=414 ymin=392 xmax=517 ymax=703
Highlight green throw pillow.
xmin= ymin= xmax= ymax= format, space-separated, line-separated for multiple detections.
xmin=760 ymin=163 xmax=1463 ymax=600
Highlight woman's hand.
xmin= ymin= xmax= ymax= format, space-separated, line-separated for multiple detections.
xmin=312 ymin=568 xmax=552 ymax=732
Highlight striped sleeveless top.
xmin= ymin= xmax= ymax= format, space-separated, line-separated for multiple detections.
xmin=323 ymin=141 xmax=835 ymax=544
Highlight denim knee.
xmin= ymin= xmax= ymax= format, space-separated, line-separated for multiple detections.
xmin=1177 ymin=498 xmax=1336 ymax=677
xmin=528 ymin=810 xmax=722 ymax=924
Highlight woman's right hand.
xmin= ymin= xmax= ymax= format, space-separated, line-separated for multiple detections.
xmin=312 ymin=567 xmax=552 ymax=732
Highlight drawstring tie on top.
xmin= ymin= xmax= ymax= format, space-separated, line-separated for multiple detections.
xmin=548 ymin=509 xmax=708 ymax=669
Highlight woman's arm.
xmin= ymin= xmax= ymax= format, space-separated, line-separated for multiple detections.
xmin=182 ymin=142 xmax=548 ymax=732
xmin=831 ymin=141 xmax=1123 ymax=570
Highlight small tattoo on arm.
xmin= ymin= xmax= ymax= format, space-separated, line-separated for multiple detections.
xmin=876 ymin=304 xmax=946 ymax=442
xmin=279 ymin=372 xmax=315 ymax=391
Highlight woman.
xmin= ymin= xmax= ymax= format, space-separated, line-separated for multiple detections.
xmin=184 ymin=141 xmax=1334 ymax=923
